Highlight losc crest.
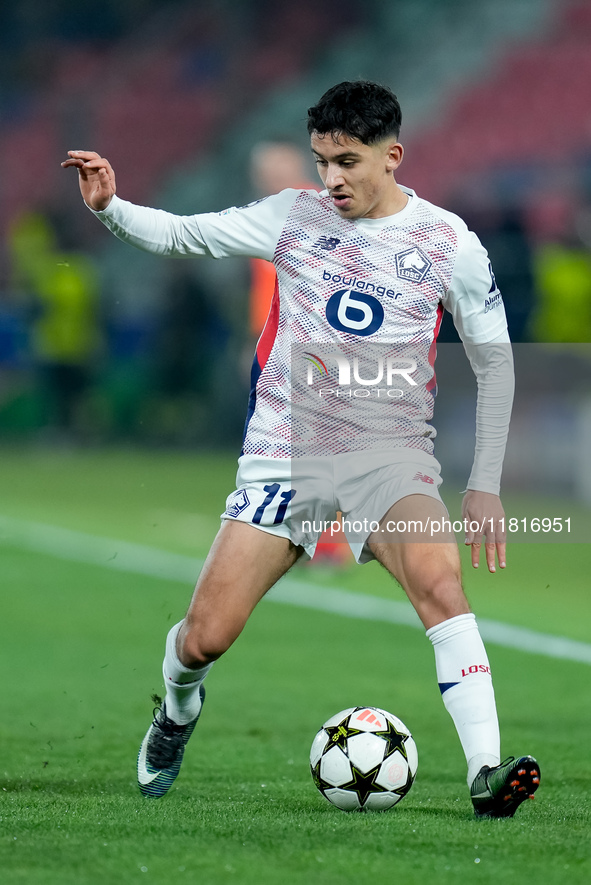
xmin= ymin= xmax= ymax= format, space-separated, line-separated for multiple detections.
xmin=395 ymin=247 xmax=432 ymax=283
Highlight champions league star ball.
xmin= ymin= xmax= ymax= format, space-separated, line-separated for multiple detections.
xmin=310 ymin=706 xmax=418 ymax=811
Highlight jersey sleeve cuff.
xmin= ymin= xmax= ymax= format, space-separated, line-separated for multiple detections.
xmin=85 ymin=194 xmax=120 ymax=217
xmin=462 ymin=482 xmax=501 ymax=496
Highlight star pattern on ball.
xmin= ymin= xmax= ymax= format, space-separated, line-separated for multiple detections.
xmin=340 ymin=762 xmax=389 ymax=807
xmin=323 ymin=719 xmax=361 ymax=753
xmin=373 ymin=719 xmax=409 ymax=761
xmin=311 ymin=760 xmax=323 ymax=792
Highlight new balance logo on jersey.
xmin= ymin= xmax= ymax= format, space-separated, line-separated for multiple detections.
xmin=412 ymin=471 xmax=434 ymax=484
xmin=395 ymin=247 xmax=432 ymax=283
xmin=314 ymin=236 xmax=341 ymax=251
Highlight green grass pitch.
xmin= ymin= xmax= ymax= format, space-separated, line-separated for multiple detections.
xmin=0 ymin=448 xmax=590 ymax=884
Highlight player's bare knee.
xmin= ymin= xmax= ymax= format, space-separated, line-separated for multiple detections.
xmin=179 ymin=621 xmax=235 ymax=666
xmin=179 ymin=637 xmax=222 ymax=667
xmin=407 ymin=573 xmax=468 ymax=621
xmin=424 ymin=577 xmax=469 ymax=621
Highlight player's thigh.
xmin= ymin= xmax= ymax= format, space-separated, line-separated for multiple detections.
xmin=367 ymin=494 xmax=468 ymax=628
xmin=183 ymin=519 xmax=302 ymax=653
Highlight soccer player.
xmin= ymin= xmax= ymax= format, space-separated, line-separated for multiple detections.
xmin=62 ymin=81 xmax=540 ymax=818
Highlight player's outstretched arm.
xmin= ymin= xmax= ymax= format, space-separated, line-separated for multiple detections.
xmin=60 ymin=156 xmax=291 ymax=260
xmin=61 ymin=150 xmax=116 ymax=211
xmin=461 ymin=489 xmax=506 ymax=573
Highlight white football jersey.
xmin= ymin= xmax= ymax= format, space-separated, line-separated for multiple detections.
xmin=94 ymin=187 xmax=508 ymax=462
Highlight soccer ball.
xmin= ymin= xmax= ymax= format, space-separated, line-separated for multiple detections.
xmin=310 ymin=706 xmax=418 ymax=811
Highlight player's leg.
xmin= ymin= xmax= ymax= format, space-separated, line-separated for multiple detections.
xmin=163 ymin=518 xmax=303 ymax=720
xmin=176 ymin=517 xmax=303 ymax=674
xmin=368 ymin=495 xmax=499 ymax=784
xmin=367 ymin=494 xmax=539 ymax=816
xmin=367 ymin=493 xmax=467 ymax=627
xmin=138 ymin=520 xmax=302 ymax=798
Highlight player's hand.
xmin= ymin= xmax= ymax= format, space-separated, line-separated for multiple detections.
xmin=61 ymin=150 xmax=116 ymax=211
xmin=461 ymin=490 xmax=506 ymax=573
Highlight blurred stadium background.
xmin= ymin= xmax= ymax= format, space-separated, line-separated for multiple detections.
xmin=1 ymin=6 xmax=591 ymax=882
xmin=1 ymin=0 xmax=590 ymax=497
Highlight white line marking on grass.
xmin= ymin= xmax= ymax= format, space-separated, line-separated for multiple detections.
xmin=0 ymin=515 xmax=200 ymax=583
xmin=2 ymin=514 xmax=591 ymax=666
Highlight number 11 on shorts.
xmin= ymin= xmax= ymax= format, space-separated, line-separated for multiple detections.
xmin=252 ymin=483 xmax=296 ymax=526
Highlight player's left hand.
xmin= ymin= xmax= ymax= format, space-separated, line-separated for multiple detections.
xmin=461 ymin=490 xmax=506 ymax=573
xmin=61 ymin=150 xmax=116 ymax=211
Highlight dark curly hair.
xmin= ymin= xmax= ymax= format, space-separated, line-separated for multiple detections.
xmin=307 ymin=81 xmax=402 ymax=144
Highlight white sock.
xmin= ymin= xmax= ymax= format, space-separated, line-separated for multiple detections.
xmin=426 ymin=613 xmax=500 ymax=786
xmin=162 ymin=621 xmax=212 ymax=725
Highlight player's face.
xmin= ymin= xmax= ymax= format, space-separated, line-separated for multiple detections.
xmin=310 ymin=132 xmax=404 ymax=220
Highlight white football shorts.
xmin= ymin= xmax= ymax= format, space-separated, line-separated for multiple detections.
xmin=221 ymin=448 xmax=445 ymax=562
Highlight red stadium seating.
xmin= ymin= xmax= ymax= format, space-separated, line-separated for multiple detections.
xmin=402 ymin=1 xmax=591 ymax=206
xmin=0 ymin=0 xmax=353 ymax=234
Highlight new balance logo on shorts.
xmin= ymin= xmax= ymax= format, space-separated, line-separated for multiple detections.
xmin=412 ymin=471 xmax=434 ymax=484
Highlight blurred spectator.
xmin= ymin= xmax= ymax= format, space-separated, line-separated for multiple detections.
xmin=485 ymin=208 xmax=536 ymax=344
xmin=248 ymin=141 xmax=317 ymax=336
xmin=530 ymin=240 xmax=591 ymax=342
xmin=8 ymin=210 xmax=102 ymax=440
xmin=146 ymin=261 xmax=229 ymax=445
xmin=527 ymin=195 xmax=591 ymax=342
xmin=438 ymin=201 xmax=535 ymax=343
